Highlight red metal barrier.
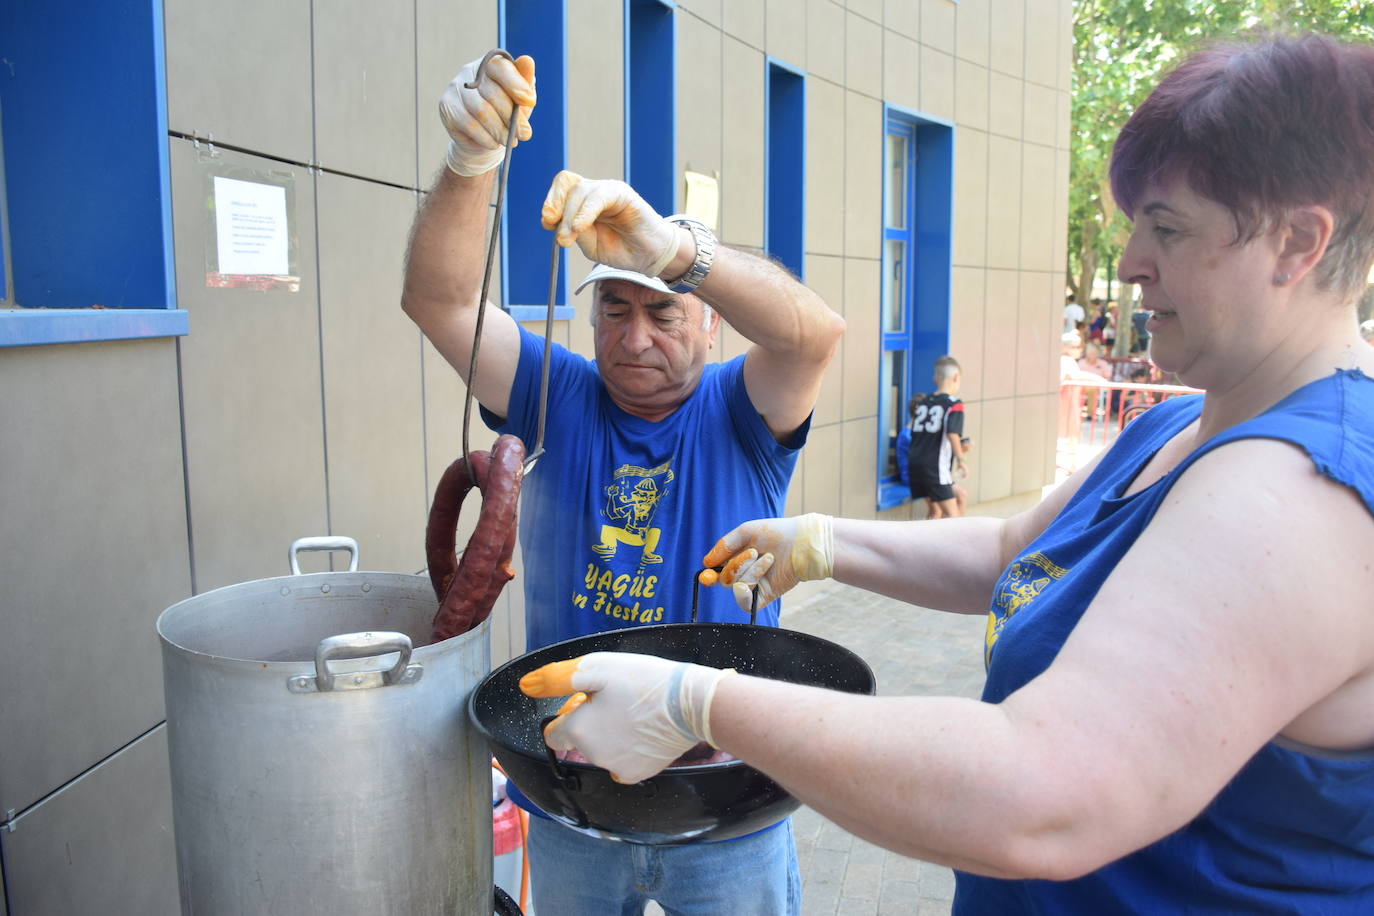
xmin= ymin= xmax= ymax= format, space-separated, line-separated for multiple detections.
xmin=1057 ymin=379 xmax=1201 ymax=477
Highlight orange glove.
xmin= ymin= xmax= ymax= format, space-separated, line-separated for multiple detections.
xmin=540 ymin=171 xmax=681 ymax=278
xmin=701 ymin=514 xmax=834 ymax=610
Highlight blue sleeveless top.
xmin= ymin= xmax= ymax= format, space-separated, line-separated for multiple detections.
xmin=955 ymin=368 xmax=1374 ymax=914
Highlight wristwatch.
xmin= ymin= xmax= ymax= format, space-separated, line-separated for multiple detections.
xmin=664 ymin=214 xmax=716 ymax=294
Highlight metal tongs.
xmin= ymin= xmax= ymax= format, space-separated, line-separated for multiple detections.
xmin=462 ymin=48 xmax=558 ymax=476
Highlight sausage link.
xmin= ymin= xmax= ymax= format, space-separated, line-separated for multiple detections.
xmin=424 ymin=450 xmax=490 ymax=603
xmin=429 ymin=434 xmax=526 ymax=642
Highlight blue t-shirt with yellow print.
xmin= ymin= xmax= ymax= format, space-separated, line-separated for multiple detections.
xmin=956 ymin=368 xmax=1374 ymax=913
xmin=483 ymin=326 xmax=804 ymax=652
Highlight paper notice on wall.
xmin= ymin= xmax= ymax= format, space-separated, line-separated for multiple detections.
xmin=682 ymin=170 xmax=720 ymax=231
xmin=213 ymin=176 xmax=290 ymax=276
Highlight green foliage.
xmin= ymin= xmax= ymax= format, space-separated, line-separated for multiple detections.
xmin=1067 ymin=0 xmax=1374 ymax=300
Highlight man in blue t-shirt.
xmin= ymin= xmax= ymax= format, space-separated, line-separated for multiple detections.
xmin=402 ymin=52 xmax=845 ymax=916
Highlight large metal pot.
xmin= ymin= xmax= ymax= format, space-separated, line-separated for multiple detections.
xmin=157 ymin=537 xmax=501 ymax=915
xmin=470 ymin=620 xmax=876 ymax=844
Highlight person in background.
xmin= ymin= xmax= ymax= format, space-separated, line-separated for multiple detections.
xmin=520 ymin=33 xmax=1374 ymax=914
xmin=905 ymin=356 xmax=969 ymax=520
xmin=402 ymin=51 xmax=844 ymax=916
xmin=1064 ymin=294 xmax=1086 ymax=335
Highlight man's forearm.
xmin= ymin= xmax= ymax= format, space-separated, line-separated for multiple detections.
xmin=402 ymin=168 xmax=497 ymax=327
xmin=689 ymin=242 xmax=844 ymax=362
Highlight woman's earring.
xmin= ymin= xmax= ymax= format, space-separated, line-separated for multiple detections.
xmin=1273 ymin=272 xmax=1291 ymax=286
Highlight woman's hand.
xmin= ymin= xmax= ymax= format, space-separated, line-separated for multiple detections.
xmin=701 ymin=514 xmax=835 ymax=610
xmin=519 ymin=652 xmax=735 ymax=784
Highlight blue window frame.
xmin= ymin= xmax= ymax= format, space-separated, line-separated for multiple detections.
xmin=877 ymin=106 xmax=954 ymax=510
xmin=625 ymin=0 xmax=676 ymax=217
xmin=500 ymin=0 xmax=572 ymax=321
xmin=764 ymin=58 xmax=805 ymax=280
xmin=0 ymin=0 xmax=186 ymax=348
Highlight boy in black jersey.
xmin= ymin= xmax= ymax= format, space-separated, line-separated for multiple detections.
xmin=906 ymin=356 xmax=969 ymax=519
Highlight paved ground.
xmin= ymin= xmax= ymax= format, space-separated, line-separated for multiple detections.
xmin=641 ymin=580 xmax=989 ymax=916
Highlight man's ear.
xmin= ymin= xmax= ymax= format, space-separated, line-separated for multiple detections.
xmin=1275 ymin=205 xmax=1334 ymax=287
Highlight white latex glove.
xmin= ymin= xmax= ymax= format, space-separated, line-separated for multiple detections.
xmin=701 ymin=514 xmax=835 ymax=611
xmin=540 ymin=171 xmax=681 ymax=278
xmin=519 ymin=652 xmax=735 ymax=784
xmin=439 ymin=54 xmax=536 ymax=177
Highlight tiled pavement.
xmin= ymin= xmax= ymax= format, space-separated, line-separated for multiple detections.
xmin=644 ymin=578 xmax=990 ymax=916
xmin=781 ymin=581 xmax=989 ymax=916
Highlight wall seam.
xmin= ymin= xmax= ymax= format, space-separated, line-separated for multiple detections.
xmin=174 ymin=336 xmax=198 ymax=596
xmin=308 ymin=0 xmax=334 ymax=560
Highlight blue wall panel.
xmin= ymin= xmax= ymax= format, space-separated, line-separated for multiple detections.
xmin=765 ymin=60 xmax=805 ymax=281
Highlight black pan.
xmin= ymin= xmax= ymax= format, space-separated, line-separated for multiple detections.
xmin=468 ymin=588 xmax=875 ymax=844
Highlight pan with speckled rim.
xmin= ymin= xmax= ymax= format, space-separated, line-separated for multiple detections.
xmin=468 ymin=572 xmax=876 ymax=844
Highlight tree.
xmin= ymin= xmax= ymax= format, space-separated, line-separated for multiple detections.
xmin=1068 ymin=0 xmax=1374 ymax=355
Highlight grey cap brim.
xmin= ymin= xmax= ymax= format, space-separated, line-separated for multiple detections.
xmin=575 ymin=263 xmax=672 ymax=296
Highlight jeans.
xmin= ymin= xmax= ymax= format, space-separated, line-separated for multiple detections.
xmin=526 ymin=815 xmax=801 ymax=915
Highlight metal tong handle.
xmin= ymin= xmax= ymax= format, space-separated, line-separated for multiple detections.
xmin=692 ymin=567 xmax=760 ymax=625
xmin=461 ymin=48 xmax=556 ymax=476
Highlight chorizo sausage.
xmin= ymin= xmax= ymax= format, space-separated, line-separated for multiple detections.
xmin=428 ymin=434 xmax=526 ymax=643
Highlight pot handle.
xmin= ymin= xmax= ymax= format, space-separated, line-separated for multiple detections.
xmin=289 ymin=536 xmax=360 ymax=575
xmin=691 ymin=567 xmax=759 ymax=625
xmin=287 ymin=631 xmax=424 ymax=693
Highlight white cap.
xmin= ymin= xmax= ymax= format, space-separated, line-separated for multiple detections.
xmin=575 ymin=263 xmax=672 ymax=296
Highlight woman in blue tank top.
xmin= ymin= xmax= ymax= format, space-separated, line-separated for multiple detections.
xmin=517 ymin=32 xmax=1374 ymax=913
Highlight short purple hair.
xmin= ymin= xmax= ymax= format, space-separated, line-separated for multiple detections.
xmin=1110 ymin=33 xmax=1374 ymax=300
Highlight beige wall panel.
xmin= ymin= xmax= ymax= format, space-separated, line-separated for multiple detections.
xmin=985 ymin=135 xmax=1023 ymax=270
xmin=847 ymin=0 xmax=884 ymax=22
xmin=766 ymin=0 xmax=807 ymax=68
xmin=845 ymin=12 xmax=884 ymax=99
xmin=805 ymin=79 xmax=847 ymax=256
xmin=801 ymin=423 xmax=844 ymax=517
xmin=313 ymin=0 xmax=417 ymax=187
xmin=721 ymin=37 xmax=766 ymax=249
xmin=840 ymin=416 xmax=879 ymax=519
xmin=955 ymin=60 xmax=989 ymax=132
xmin=1055 ymin=87 xmax=1072 ymax=150
xmin=1020 ymin=144 xmax=1057 ymax=271
xmin=1 ymin=727 xmax=178 ymax=915
xmin=956 ymin=0 xmax=991 ymax=67
xmin=565 ymin=245 xmax=599 ymax=356
xmin=987 ymin=71 xmax=1024 ymax=140
xmin=922 ymin=0 xmax=958 ymax=55
xmin=977 ymin=395 xmax=1016 ymax=501
xmin=920 ymin=47 xmax=955 ymax=123
xmin=164 ymin=0 xmax=313 ymax=162
xmin=884 ymin=31 xmax=922 ymax=114
xmin=950 ymin=266 xmax=987 ymax=403
xmin=1012 ymin=393 xmax=1051 ymax=493
xmin=677 ymin=13 xmax=724 ymax=181
xmin=989 ymin=0 xmax=1026 ymax=77
xmin=982 ymin=268 xmax=1019 ymax=399
xmin=885 ymin=0 xmax=920 ymax=39
xmin=170 ymin=141 xmax=330 ymax=591
xmin=960 ymin=399 xmax=986 ymax=504
xmin=416 ymin=0 xmax=498 ymax=184
xmin=568 ymin=0 xmax=625 ymax=178
xmin=844 ymin=92 xmax=883 ymax=260
xmin=952 ymin=127 xmax=989 ymax=267
xmin=1044 ymin=272 xmax=1065 ymax=390
xmin=422 ymin=338 xmax=468 ymax=506
xmin=1024 ymin=0 xmax=1061 ymax=88
xmin=807 ymin=0 xmax=847 ymax=85
xmin=1023 ymin=83 xmax=1058 ymax=149
xmin=1059 ymin=0 xmax=1075 ymax=90
xmin=842 ymin=258 xmax=882 ymax=421
xmin=0 ymin=340 xmax=190 ymax=813
xmin=1015 ymin=270 xmax=1055 ymax=396
xmin=807 ymin=254 xmax=848 ymax=428
xmin=725 ymin=0 xmax=766 ymax=49
xmin=679 ymin=0 xmax=722 ymax=26
xmin=317 ymin=175 xmax=427 ymax=573
xmin=1054 ymin=147 xmax=1072 ymax=279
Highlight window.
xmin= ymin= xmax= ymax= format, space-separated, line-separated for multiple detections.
xmin=500 ymin=0 xmax=571 ymax=320
xmin=764 ymin=59 xmax=805 ymax=281
xmin=0 ymin=0 xmax=186 ymax=348
xmin=877 ymin=107 xmax=954 ymax=510
xmin=625 ymin=0 xmax=676 ymax=217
